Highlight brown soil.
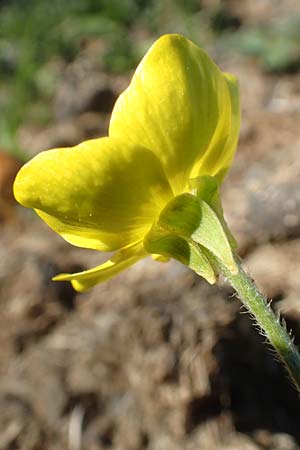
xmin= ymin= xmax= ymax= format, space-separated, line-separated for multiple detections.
xmin=2 ymin=12 xmax=300 ymax=450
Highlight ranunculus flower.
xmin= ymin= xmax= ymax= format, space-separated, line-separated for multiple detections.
xmin=14 ymin=34 xmax=240 ymax=291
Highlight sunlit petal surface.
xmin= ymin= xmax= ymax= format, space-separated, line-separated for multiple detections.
xmin=110 ymin=34 xmax=239 ymax=193
xmin=14 ymin=137 xmax=173 ymax=251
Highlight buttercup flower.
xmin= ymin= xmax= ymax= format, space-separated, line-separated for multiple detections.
xmin=14 ymin=34 xmax=240 ymax=291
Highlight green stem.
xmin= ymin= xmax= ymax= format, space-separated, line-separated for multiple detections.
xmin=216 ymin=256 xmax=300 ymax=393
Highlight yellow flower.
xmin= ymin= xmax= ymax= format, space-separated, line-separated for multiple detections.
xmin=14 ymin=34 xmax=240 ymax=291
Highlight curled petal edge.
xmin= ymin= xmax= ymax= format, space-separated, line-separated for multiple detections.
xmin=53 ymin=241 xmax=147 ymax=292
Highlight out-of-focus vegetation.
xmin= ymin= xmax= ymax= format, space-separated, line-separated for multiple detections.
xmin=1 ymin=0 xmax=300 ymax=156
xmin=224 ymin=17 xmax=300 ymax=73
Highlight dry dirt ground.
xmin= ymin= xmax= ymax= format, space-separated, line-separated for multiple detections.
xmin=1 ymin=10 xmax=300 ymax=450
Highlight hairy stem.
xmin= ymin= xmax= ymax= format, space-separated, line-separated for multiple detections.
xmin=216 ymin=257 xmax=300 ymax=393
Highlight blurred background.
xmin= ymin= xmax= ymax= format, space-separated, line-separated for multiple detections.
xmin=1 ymin=0 xmax=300 ymax=449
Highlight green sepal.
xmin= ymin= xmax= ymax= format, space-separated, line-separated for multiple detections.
xmin=144 ymin=227 xmax=216 ymax=284
xmin=154 ymin=193 xmax=238 ymax=275
xmin=188 ymin=175 xmax=237 ymax=250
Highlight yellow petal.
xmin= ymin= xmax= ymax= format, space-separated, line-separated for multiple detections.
xmin=190 ymin=72 xmax=240 ymax=181
xmin=14 ymin=137 xmax=173 ymax=251
xmin=109 ymin=34 xmax=239 ymax=194
xmin=53 ymin=241 xmax=146 ymax=292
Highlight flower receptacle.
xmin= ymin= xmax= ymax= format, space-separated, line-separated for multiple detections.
xmin=144 ymin=188 xmax=238 ymax=283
